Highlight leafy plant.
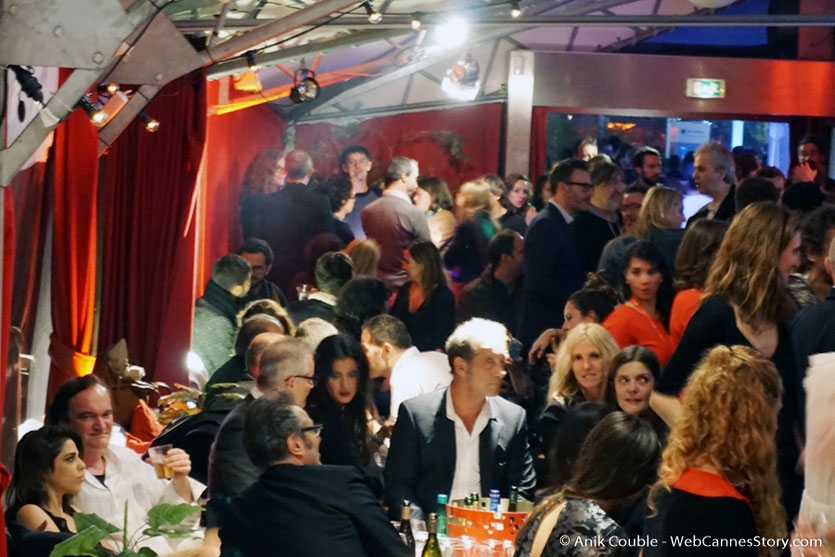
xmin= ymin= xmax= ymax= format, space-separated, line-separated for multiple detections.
xmin=49 ymin=502 xmax=200 ymax=557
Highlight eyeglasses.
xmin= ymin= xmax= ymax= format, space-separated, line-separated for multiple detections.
xmin=565 ymin=181 xmax=594 ymax=191
xmin=301 ymin=424 xmax=324 ymax=437
xmin=287 ymin=375 xmax=319 ymax=386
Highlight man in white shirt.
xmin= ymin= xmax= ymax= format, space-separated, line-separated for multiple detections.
xmin=360 ymin=314 xmax=451 ymax=421
xmin=383 ymin=318 xmax=536 ymax=520
xmin=47 ymin=376 xmax=203 ymax=554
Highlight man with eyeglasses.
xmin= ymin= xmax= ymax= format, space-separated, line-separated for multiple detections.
xmin=219 ymin=394 xmax=410 ymax=557
xmin=518 ymin=158 xmax=591 ymax=349
xmin=207 ymin=337 xmax=316 ymax=527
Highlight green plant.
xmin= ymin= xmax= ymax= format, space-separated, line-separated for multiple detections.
xmin=49 ymin=502 xmax=201 ymax=557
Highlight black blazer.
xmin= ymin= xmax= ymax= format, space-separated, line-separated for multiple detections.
xmin=518 ymin=203 xmax=584 ymax=348
xmin=218 ymin=464 xmax=410 ymax=557
xmin=384 ymin=387 xmax=536 ymax=519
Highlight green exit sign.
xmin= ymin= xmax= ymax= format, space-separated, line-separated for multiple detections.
xmin=686 ymin=78 xmax=726 ymax=99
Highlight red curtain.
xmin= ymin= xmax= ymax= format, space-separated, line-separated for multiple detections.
xmin=98 ymin=71 xmax=207 ymax=385
xmin=294 ymin=103 xmax=504 ymax=190
xmin=48 ymin=98 xmax=99 ymax=401
xmin=530 ymin=107 xmax=563 ymax=181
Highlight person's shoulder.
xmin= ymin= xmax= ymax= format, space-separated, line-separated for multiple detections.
xmin=108 ymin=444 xmax=142 ymax=461
xmin=399 ymin=387 xmax=446 ymax=414
xmin=16 ymin=504 xmax=52 ymax=531
xmin=488 ymin=394 xmax=526 ymax=421
xmin=697 ymin=295 xmax=733 ymax=315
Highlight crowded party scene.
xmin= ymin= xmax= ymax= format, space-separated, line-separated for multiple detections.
xmin=3 ymin=0 xmax=835 ymax=555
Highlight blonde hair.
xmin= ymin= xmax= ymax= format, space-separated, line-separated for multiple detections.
xmin=636 ymin=186 xmax=682 ymax=240
xmin=649 ymin=345 xmax=786 ymax=553
xmin=455 ymin=180 xmax=495 ymax=220
xmin=703 ymin=202 xmax=799 ymax=328
xmin=547 ymin=323 xmax=619 ymax=404
xmin=344 ymin=239 xmax=381 ymax=277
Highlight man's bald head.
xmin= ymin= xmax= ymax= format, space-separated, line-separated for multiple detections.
xmin=285 ymin=150 xmax=314 ymax=182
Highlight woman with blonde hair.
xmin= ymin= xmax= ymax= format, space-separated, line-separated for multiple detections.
xmin=598 ymin=185 xmax=684 ymax=287
xmin=442 ymin=179 xmax=499 ymax=287
xmin=644 ymin=345 xmax=786 ymax=557
xmin=653 ymin=201 xmax=802 ymax=517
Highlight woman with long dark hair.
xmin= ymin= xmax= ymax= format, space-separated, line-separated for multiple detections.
xmin=607 ymin=346 xmax=668 ymax=442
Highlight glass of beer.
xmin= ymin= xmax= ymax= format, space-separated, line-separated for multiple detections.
xmin=148 ymin=444 xmax=174 ymax=479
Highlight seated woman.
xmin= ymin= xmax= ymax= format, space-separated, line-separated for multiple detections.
xmin=644 ymin=345 xmax=786 ymax=557
xmin=539 ymin=324 xmax=619 ymax=461
xmin=603 ymin=241 xmax=675 ymax=366
xmin=544 ymin=402 xmax=612 ymax=491
xmin=515 ymin=412 xmax=660 ymax=557
xmin=670 ymin=219 xmax=728 ymax=346
xmin=390 ymin=240 xmax=455 ymax=352
xmin=608 ymin=346 xmax=667 ymax=442
xmin=442 ymin=179 xmax=498 ymax=287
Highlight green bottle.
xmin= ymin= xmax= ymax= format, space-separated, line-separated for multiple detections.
xmin=421 ymin=512 xmax=443 ymax=557
xmin=436 ymin=494 xmax=448 ymax=536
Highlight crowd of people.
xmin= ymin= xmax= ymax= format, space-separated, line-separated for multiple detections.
xmin=5 ymin=135 xmax=835 ymax=557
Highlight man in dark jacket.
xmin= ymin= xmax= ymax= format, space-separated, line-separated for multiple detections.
xmin=218 ymin=395 xmax=409 ymax=557
xmin=237 ymin=237 xmax=289 ymax=307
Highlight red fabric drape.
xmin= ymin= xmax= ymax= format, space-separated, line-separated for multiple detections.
xmin=294 ymin=103 xmax=504 ymax=191
xmin=0 ymin=185 xmax=17 ymax=557
xmin=530 ymin=107 xmax=563 ymax=181
xmin=98 ymin=71 xmax=207 ymax=384
xmin=48 ymin=86 xmax=99 ymax=401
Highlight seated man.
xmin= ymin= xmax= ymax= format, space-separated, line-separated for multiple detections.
xmin=360 ymin=314 xmax=451 ymax=421
xmin=384 ymin=318 xmax=536 ymax=520
xmin=218 ymin=394 xmax=410 ymax=557
xmin=47 ymin=376 xmax=203 ymax=555
xmin=287 ymin=251 xmax=354 ymax=324
xmin=238 ymin=237 xmax=289 ymax=307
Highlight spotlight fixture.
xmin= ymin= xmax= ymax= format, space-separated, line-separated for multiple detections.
xmin=290 ymin=69 xmax=320 ymax=104
xmin=244 ymin=50 xmax=259 ymax=71
xmin=410 ymin=14 xmax=422 ymax=30
xmin=77 ymin=95 xmax=108 ymax=126
xmin=9 ymin=65 xmax=44 ymax=104
xmin=105 ymin=82 xmax=120 ymax=94
xmin=138 ymin=111 xmax=160 ymax=133
xmin=441 ymin=54 xmax=480 ymax=101
xmin=363 ymin=1 xmax=382 ymax=24
xmin=511 ymin=1 xmax=522 ymax=18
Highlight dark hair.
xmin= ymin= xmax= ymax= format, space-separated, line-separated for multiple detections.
xmin=782 ymin=181 xmax=824 ymax=214
xmin=238 ymin=237 xmax=274 ymax=267
xmin=532 ymin=173 xmax=549 ymax=211
xmin=547 ymin=402 xmax=612 ymax=489
xmin=624 ymin=183 xmax=648 ymax=196
xmin=756 ymin=166 xmax=785 ymax=180
xmin=611 ymin=345 xmax=660 ymax=381
xmin=632 ymin=146 xmax=660 ymax=169
xmin=46 ymin=375 xmax=109 ymax=426
xmin=408 ymin=240 xmax=446 ymax=294
xmin=734 ymin=152 xmax=761 ymax=181
xmin=566 ymin=412 xmax=660 ymax=499
xmin=801 ymin=206 xmax=835 ymax=265
xmin=589 ymin=160 xmax=622 ymax=187
xmin=237 ymin=298 xmax=296 ymax=334
xmin=567 ymin=284 xmax=618 ymax=323
xmin=317 ymin=176 xmax=353 ymax=213
xmin=313 ymin=251 xmax=353 ymax=295
xmin=6 ymin=426 xmax=85 ymax=520
xmin=798 ymin=134 xmax=826 ymax=153
xmin=549 ymin=158 xmax=589 ymax=195
xmin=335 ymin=277 xmax=389 ymax=339
xmin=234 ymin=315 xmax=284 ymax=356
xmin=620 ymin=241 xmax=674 ymax=329
xmin=212 ymin=254 xmax=251 ymax=290
xmin=361 ymin=314 xmax=412 ymax=350
xmin=243 ymin=391 xmax=302 ymax=467
xmin=735 ymin=177 xmax=779 ymax=212
xmin=302 ymin=233 xmax=346 ymax=271
xmin=339 ymin=145 xmax=371 ymax=167
xmin=418 ymin=177 xmax=454 ymax=211
xmin=674 ymin=219 xmax=729 ymax=291
xmin=310 ymin=334 xmax=371 ymax=463
xmin=487 ymin=229 xmax=520 ymax=268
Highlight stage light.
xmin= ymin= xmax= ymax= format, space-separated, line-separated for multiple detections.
xmin=290 ymin=69 xmax=320 ymax=104
xmin=411 ymin=15 xmax=422 ymax=30
xmin=106 ymin=83 xmax=120 ymax=94
xmin=364 ymin=1 xmax=382 ymax=24
xmin=511 ymin=1 xmax=522 ymax=18
xmin=138 ymin=111 xmax=160 ymax=132
xmin=9 ymin=65 xmax=44 ymax=104
xmin=244 ymin=50 xmax=259 ymax=71
xmin=77 ymin=95 xmax=108 ymax=126
xmin=441 ymin=54 xmax=480 ymax=101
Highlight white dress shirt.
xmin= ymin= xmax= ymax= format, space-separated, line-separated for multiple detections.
xmin=446 ymin=392 xmax=491 ymax=502
xmin=389 ymin=347 xmax=451 ymax=420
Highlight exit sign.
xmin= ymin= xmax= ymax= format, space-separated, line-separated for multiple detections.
xmin=686 ymin=78 xmax=726 ymax=99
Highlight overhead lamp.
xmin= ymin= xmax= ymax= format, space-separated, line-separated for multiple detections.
xmin=510 ymin=1 xmax=522 ymax=18
xmin=290 ymin=69 xmax=320 ymax=104
xmin=434 ymin=16 xmax=469 ymax=48
xmin=441 ymin=54 xmax=480 ymax=101
xmin=411 ymin=14 xmax=422 ymax=30
xmin=244 ymin=50 xmax=259 ymax=71
xmin=363 ymin=1 xmax=382 ymax=24
xmin=105 ymin=82 xmax=120 ymax=94
xmin=77 ymin=95 xmax=108 ymax=126
xmin=9 ymin=65 xmax=44 ymax=104
xmin=138 ymin=111 xmax=160 ymax=132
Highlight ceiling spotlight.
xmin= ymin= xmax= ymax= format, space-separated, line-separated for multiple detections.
xmin=411 ymin=14 xmax=422 ymax=30
xmin=363 ymin=1 xmax=382 ymax=24
xmin=441 ymin=54 xmax=481 ymax=101
xmin=511 ymin=1 xmax=522 ymax=18
xmin=434 ymin=16 xmax=469 ymax=48
xmin=290 ymin=69 xmax=320 ymax=104
xmin=77 ymin=95 xmax=108 ymax=126
xmin=9 ymin=65 xmax=44 ymax=104
xmin=106 ymin=83 xmax=120 ymax=94
xmin=244 ymin=50 xmax=259 ymax=71
xmin=138 ymin=111 xmax=160 ymax=133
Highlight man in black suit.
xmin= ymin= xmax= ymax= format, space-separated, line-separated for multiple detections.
xmin=384 ymin=318 xmax=536 ymax=520
xmin=518 ymin=158 xmax=591 ymax=348
xmin=218 ymin=394 xmax=410 ymax=557
xmin=251 ymin=150 xmax=334 ymax=293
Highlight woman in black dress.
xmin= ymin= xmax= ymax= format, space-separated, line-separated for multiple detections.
xmin=391 ymin=240 xmax=455 ymax=352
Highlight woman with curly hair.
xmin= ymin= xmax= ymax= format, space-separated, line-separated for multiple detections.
xmin=644 ymin=345 xmax=786 ymax=557
xmin=239 ymin=149 xmax=285 ymax=238
xmin=653 ymin=201 xmax=802 ymax=517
